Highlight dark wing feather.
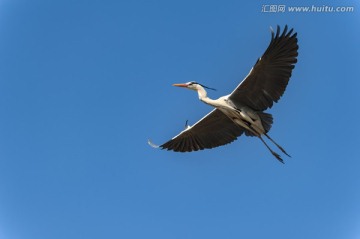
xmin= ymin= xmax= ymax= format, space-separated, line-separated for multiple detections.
xmin=161 ymin=109 xmax=245 ymax=152
xmin=229 ymin=25 xmax=299 ymax=111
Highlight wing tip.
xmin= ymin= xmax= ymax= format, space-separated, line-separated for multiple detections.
xmin=148 ymin=139 xmax=160 ymax=149
xmin=269 ymin=26 xmax=275 ymax=39
xmin=270 ymin=25 xmax=297 ymax=40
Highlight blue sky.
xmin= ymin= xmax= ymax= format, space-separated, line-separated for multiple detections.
xmin=0 ymin=1 xmax=359 ymax=238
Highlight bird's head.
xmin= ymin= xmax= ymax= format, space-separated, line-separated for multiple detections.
xmin=172 ymin=81 xmax=216 ymax=91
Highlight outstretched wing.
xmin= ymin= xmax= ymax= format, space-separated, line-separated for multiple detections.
xmin=229 ymin=25 xmax=298 ymax=111
xmin=160 ymin=109 xmax=245 ymax=152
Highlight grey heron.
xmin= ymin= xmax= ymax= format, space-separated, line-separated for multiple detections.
xmin=149 ymin=25 xmax=298 ymax=163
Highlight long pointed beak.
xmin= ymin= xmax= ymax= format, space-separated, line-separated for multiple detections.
xmin=172 ymin=83 xmax=188 ymax=88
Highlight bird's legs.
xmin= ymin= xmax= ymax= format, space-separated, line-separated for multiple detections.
xmin=244 ymin=123 xmax=284 ymax=163
xmin=258 ymin=136 xmax=284 ymax=164
xmin=264 ymin=133 xmax=291 ymax=157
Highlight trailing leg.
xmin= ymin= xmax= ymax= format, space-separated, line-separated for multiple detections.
xmin=258 ymin=136 xmax=284 ymax=164
xmin=264 ymin=133 xmax=291 ymax=157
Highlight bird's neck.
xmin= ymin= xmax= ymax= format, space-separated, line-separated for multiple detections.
xmin=197 ymin=86 xmax=217 ymax=106
xmin=197 ymin=86 xmax=208 ymax=99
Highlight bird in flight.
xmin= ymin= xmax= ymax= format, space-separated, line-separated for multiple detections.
xmin=149 ymin=25 xmax=298 ymax=163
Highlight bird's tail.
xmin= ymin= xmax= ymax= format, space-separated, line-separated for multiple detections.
xmin=258 ymin=112 xmax=273 ymax=133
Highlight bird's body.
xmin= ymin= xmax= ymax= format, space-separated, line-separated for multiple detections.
xmin=149 ymin=25 xmax=298 ymax=163
xmin=195 ymin=87 xmax=266 ymax=137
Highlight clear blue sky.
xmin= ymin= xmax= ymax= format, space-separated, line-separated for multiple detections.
xmin=0 ymin=1 xmax=359 ymax=239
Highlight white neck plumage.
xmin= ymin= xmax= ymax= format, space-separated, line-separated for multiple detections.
xmin=196 ymin=85 xmax=218 ymax=107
